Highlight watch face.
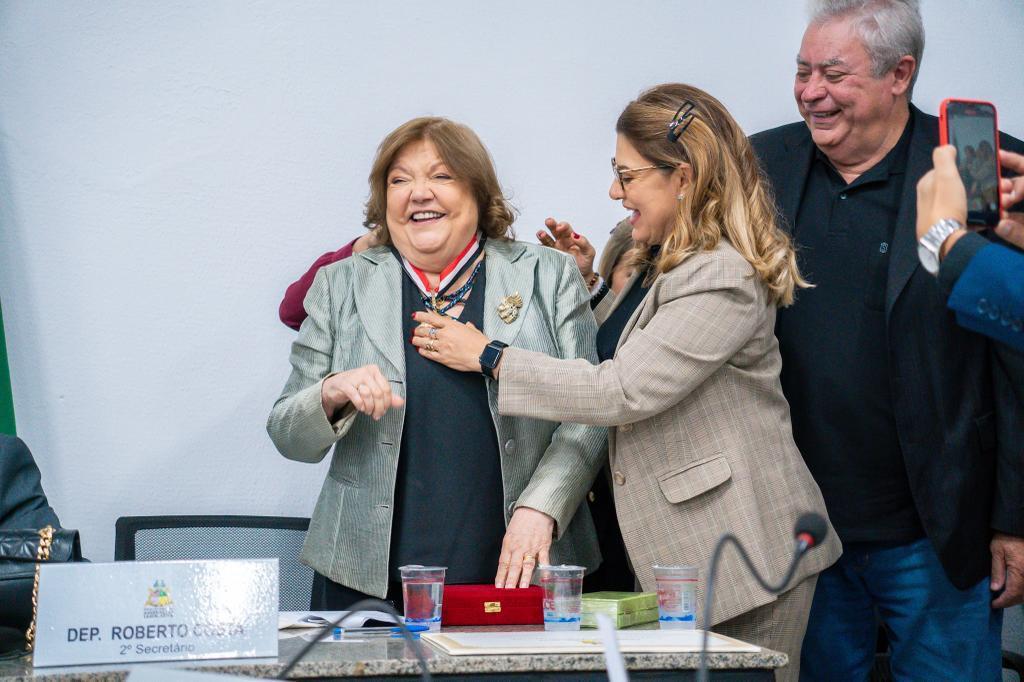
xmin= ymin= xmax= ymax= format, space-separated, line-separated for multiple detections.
xmin=481 ymin=346 xmax=500 ymax=368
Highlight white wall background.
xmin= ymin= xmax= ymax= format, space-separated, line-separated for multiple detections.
xmin=1 ymin=0 xmax=1022 ymax=561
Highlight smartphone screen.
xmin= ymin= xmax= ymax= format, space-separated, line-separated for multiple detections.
xmin=943 ymin=100 xmax=1000 ymax=227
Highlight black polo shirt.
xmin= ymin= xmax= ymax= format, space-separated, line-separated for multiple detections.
xmin=776 ymin=118 xmax=925 ymax=544
xmin=388 ymin=260 xmax=506 ymax=583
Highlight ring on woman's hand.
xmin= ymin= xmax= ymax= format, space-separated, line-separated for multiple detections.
xmin=426 ymin=341 xmax=436 ymax=353
xmin=522 ymin=553 xmax=536 ymax=564
xmin=428 ymin=327 xmax=438 ymax=339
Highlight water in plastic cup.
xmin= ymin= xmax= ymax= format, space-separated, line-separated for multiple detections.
xmin=653 ymin=565 xmax=698 ymax=629
xmin=398 ymin=565 xmax=446 ymax=632
xmin=538 ymin=564 xmax=585 ymax=631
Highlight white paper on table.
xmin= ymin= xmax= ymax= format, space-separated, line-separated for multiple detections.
xmin=277 ymin=610 xmax=399 ymax=630
xmin=422 ymin=629 xmax=760 ymax=655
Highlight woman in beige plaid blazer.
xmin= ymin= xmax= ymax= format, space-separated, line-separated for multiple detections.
xmin=412 ymin=84 xmax=842 ymax=680
xmin=267 ymin=117 xmax=606 ymax=609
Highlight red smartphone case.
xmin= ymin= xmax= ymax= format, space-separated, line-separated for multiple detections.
xmin=938 ymin=98 xmax=1003 ymax=226
xmin=441 ymin=584 xmax=543 ymax=626
xmin=939 ymin=98 xmax=999 ymax=146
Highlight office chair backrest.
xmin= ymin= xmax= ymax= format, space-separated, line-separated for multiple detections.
xmin=114 ymin=515 xmax=313 ymax=611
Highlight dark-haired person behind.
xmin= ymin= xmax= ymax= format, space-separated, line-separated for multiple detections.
xmin=534 ymin=216 xmax=638 ymax=593
xmin=267 ymin=117 xmax=605 ymax=608
xmin=581 ymin=219 xmax=637 ymax=593
xmin=598 ymin=220 xmax=636 ymax=295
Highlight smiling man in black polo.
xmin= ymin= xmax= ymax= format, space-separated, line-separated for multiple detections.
xmin=750 ymin=0 xmax=1024 ymax=678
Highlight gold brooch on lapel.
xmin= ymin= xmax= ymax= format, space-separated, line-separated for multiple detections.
xmin=497 ymin=293 xmax=523 ymax=324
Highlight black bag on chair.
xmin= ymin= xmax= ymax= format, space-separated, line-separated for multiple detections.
xmin=0 ymin=526 xmax=82 ymax=649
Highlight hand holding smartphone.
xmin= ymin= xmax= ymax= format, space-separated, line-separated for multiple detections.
xmin=939 ymin=98 xmax=1002 ymax=228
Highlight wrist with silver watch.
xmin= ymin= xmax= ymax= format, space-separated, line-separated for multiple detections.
xmin=917 ymin=218 xmax=965 ymax=275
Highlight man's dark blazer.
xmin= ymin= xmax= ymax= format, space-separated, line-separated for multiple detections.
xmin=0 ymin=434 xmax=60 ymax=529
xmin=750 ymin=104 xmax=1024 ymax=590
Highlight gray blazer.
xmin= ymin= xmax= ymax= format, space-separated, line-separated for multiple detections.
xmin=498 ymin=241 xmax=842 ymax=626
xmin=267 ymin=238 xmax=606 ymax=597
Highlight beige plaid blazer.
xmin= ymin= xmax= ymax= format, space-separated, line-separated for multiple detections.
xmin=267 ymin=238 xmax=606 ymax=597
xmin=499 ymin=240 xmax=842 ymax=625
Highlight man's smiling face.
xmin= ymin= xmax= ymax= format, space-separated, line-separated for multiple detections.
xmin=794 ymin=16 xmax=907 ymax=168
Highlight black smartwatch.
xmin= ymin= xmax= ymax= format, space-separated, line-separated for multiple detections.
xmin=479 ymin=340 xmax=508 ymax=379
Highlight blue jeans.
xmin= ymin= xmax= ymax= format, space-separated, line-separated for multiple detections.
xmin=800 ymin=537 xmax=1002 ymax=681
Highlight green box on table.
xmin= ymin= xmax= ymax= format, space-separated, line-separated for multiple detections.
xmin=581 ymin=591 xmax=659 ymax=629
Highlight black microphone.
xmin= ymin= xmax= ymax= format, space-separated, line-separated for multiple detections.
xmin=795 ymin=512 xmax=828 ymax=554
xmin=696 ymin=512 xmax=827 ymax=682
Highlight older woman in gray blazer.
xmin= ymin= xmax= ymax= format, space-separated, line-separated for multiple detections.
xmin=412 ymin=85 xmax=841 ymax=681
xmin=267 ymin=117 xmax=605 ymax=609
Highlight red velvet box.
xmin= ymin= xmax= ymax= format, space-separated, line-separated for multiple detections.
xmin=441 ymin=584 xmax=543 ymax=626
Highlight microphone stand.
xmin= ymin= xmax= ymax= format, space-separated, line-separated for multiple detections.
xmin=696 ymin=535 xmax=809 ymax=682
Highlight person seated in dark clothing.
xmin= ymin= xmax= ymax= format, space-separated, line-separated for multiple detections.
xmin=0 ymin=434 xmax=61 ymax=654
xmin=0 ymin=434 xmax=59 ymax=530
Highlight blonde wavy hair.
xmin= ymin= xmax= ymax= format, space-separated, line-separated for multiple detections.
xmin=363 ymin=117 xmax=516 ymax=245
xmin=617 ymin=83 xmax=808 ymax=306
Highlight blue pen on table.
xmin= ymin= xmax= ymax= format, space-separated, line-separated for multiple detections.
xmin=331 ymin=625 xmax=429 ymax=640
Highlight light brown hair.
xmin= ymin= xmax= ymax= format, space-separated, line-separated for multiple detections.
xmin=616 ymin=83 xmax=809 ymax=306
xmin=363 ymin=117 xmax=516 ymax=245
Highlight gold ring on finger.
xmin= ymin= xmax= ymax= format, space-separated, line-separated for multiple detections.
xmin=522 ymin=553 xmax=536 ymax=564
xmin=427 ymin=341 xmax=436 ymax=353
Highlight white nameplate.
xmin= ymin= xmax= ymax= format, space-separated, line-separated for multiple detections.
xmin=33 ymin=559 xmax=279 ymax=667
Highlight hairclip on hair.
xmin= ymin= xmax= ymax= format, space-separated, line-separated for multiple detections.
xmin=667 ymin=100 xmax=697 ymax=142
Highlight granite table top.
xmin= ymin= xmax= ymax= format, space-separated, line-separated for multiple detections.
xmin=0 ymin=625 xmax=786 ymax=680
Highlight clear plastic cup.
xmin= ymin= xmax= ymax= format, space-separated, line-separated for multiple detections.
xmin=653 ymin=565 xmax=698 ymax=629
xmin=398 ymin=565 xmax=446 ymax=632
xmin=538 ymin=564 xmax=585 ymax=631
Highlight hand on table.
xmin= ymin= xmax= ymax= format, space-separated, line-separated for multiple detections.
xmin=495 ymin=507 xmax=555 ymax=589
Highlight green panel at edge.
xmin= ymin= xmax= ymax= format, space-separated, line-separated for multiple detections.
xmin=0 ymin=300 xmax=16 ymax=435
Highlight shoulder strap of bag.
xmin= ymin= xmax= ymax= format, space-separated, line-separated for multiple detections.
xmin=24 ymin=525 xmax=53 ymax=652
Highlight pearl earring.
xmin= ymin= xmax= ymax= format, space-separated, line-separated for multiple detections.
xmin=677 ymin=193 xmax=685 ymax=201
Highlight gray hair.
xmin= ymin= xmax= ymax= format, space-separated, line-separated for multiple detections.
xmin=807 ymin=0 xmax=924 ymax=98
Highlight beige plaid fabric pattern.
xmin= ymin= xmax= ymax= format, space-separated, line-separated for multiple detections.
xmin=267 ymin=239 xmax=607 ymax=597
xmin=714 ymin=575 xmax=817 ymax=682
xmin=499 ymin=241 xmax=842 ymax=625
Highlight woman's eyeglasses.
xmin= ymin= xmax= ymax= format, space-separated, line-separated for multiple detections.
xmin=611 ymin=158 xmax=673 ymax=193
